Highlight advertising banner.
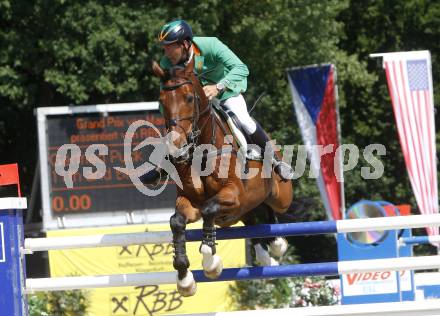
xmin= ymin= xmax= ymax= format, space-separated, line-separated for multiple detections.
xmin=48 ymin=222 xmax=246 ymax=315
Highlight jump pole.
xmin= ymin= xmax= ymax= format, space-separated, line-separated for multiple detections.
xmin=180 ymin=299 xmax=440 ymax=316
xmin=25 ymin=255 xmax=440 ymax=292
xmin=399 ymin=235 xmax=440 ymax=246
xmin=3 ymin=196 xmax=440 ymax=315
xmin=24 ymin=214 xmax=440 ymax=252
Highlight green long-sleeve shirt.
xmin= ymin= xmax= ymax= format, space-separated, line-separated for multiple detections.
xmin=160 ymin=37 xmax=249 ymax=101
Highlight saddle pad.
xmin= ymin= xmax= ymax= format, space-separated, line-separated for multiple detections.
xmin=211 ymin=102 xmax=262 ymax=161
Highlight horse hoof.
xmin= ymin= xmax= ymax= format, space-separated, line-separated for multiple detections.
xmin=177 ymin=271 xmax=197 ymax=297
xmin=269 ymin=257 xmax=279 ymax=266
xmin=177 ymin=281 xmax=197 ymax=297
xmin=254 ymin=243 xmax=279 ymax=266
xmin=203 ymin=255 xmax=223 ymax=279
xmin=270 ymin=237 xmax=288 ymax=257
xmin=255 ymin=243 xmax=271 ymax=266
xmin=255 ymin=255 xmax=279 ymax=266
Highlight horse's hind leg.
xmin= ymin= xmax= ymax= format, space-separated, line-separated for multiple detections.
xmin=200 ymin=198 xmax=223 ymax=279
xmin=266 ymin=210 xmax=288 ymax=258
xmin=242 ymin=209 xmax=278 ymax=266
xmin=243 ymin=206 xmax=288 ymax=266
xmin=251 ymin=238 xmax=280 ymax=266
xmin=170 ymin=211 xmax=196 ymax=297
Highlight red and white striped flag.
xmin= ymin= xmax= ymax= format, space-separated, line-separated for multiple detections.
xmin=379 ymin=51 xmax=438 ymax=237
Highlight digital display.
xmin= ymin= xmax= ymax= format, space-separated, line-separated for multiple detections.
xmin=45 ymin=111 xmax=176 ymax=215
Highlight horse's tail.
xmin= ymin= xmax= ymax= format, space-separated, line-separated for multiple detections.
xmin=250 ymin=197 xmax=322 ymax=224
xmin=274 ymin=197 xmax=322 ymax=223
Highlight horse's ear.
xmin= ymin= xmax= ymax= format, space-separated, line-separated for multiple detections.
xmin=152 ymin=61 xmax=166 ymax=79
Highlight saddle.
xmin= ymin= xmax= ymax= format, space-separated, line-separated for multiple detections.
xmin=211 ymin=99 xmax=262 ymax=161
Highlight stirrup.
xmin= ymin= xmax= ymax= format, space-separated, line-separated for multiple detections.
xmin=274 ymin=161 xmax=294 ymax=181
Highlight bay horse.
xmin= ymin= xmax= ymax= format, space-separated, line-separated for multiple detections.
xmin=152 ymin=59 xmax=293 ymax=297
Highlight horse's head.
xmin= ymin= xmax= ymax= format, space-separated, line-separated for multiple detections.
xmin=152 ymin=61 xmax=208 ymax=163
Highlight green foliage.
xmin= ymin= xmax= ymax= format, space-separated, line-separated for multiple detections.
xmin=230 ymin=278 xmax=293 ymax=309
xmin=28 ymin=293 xmax=50 ymax=316
xmin=291 ymin=277 xmax=338 ymax=307
xmin=229 ymin=248 xmax=298 ymax=309
xmin=337 ymin=0 xmax=439 ymax=216
xmin=1 ymin=0 xmax=439 ymax=255
xmin=229 ymin=248 xmax=338 ymax=309
xmin=27 ymin=290 xmax=89 ymax=316
xmin=337 ymin=0 xmax=440 ymax=256
xmin=1 ymin=1 xmax=163 ymax=105
xmin=230 ymin=276 xmax=338 ymax=309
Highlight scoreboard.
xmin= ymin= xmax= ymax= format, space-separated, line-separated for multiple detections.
xmin=36 ymin=102 xmax=176 ymax=230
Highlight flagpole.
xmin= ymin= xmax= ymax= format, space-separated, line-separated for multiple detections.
xmin=333 ymin=65 xmax=346 ymax=219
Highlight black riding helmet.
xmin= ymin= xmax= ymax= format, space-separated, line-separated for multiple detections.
xmin=158 ymin=19 xmax=193 ymax=45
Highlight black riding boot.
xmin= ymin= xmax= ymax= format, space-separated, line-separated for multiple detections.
xmin=249 ymin=122 xmax=293 ymax=181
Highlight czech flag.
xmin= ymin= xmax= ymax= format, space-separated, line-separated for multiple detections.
xmin=287 ymin=64 xmax=343 ymax=220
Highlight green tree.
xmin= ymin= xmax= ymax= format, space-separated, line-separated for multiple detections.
xmin=0 ymin=0 xmax=373 ymax=221
xmin=28 ymin=290 xmax=89 ymax=316
xmin=1 ymin=0 xmax=438 ymax=258
xmin=338 ymin=0 xmax=440 ymax=212
xmin=0 ymin=1 xmax=168 ymax=191
xmin=209 ymin=0 xmax=379 ymax=223
xmin=229 ymin=248 xmax=338 ymax=309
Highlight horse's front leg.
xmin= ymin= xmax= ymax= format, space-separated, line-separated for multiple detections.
xmin=170 ymin=197 xmax=201 ymax=297
xmin=170 ymin=211 xmax=195 ymax=296
xmin=200 ymin=185 xmax=241 ymax=279
xmin=200 ymin=198 xmax=223 ymax=279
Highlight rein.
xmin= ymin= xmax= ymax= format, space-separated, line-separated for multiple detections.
xmin=161 ymin=78 xmax=230 ymax=163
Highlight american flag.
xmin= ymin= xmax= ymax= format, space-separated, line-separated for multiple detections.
xmin=383 ymin=51 xmax=438 ymax=237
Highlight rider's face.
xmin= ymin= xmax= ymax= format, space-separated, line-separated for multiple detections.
xmin=163 ymin=42 xmax=183 ymax=65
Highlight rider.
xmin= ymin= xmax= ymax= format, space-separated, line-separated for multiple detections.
xmin=144 ymin=19 xmax=292 ymax=182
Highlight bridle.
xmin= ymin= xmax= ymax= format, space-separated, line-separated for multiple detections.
xmin=161 ymin=78 xmax=213 ymax=163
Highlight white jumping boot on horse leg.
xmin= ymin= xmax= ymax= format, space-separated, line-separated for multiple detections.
xmin=254 ymin=243 xmax=279 ymax=266
xmin=269 ymin=237 xmax=288 ymax=257
xmin=176 ymin=270 xmax=197 ymax=297
xmin=200 ymin=244 xmax=223 ymax=279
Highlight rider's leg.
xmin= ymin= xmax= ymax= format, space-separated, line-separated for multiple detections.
xmin=223 ymin=95 xmax=293 ymax=181
xmin=252 ymin=122 xmax=293 ymax=181
xmin=222 ymin=94 xmax=256 ymax=134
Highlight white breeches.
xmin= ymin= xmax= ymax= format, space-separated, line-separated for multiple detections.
xmin=222 ymin=94 xmax=256 ymax=134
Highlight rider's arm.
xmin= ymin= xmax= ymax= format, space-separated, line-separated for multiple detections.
xmin=211 ymin=37 xmax=249 ymax=94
